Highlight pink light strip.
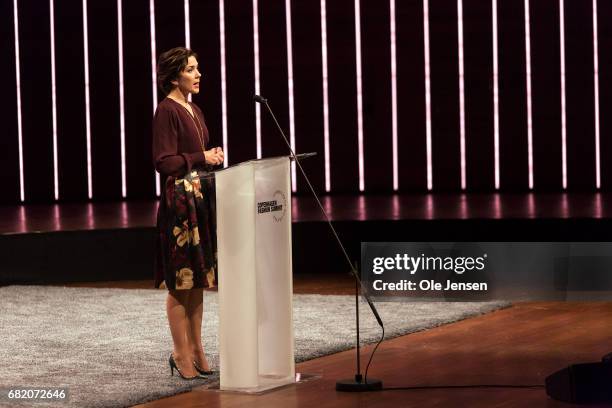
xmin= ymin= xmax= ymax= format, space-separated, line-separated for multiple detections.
xmin=354 ymin=0 xmax=364 ymax=191
xmin=149 ymin=0 xmax=160 ymax=195
xmin=253 ymin=0 xmax=262 ymax=159
xmin=390 ymin=0 xmax=398 ymax=190
xmin=321 ymin=0 xmax=330 ymax=191
xmin=492 ymin=0 xmax=500 ymax=189
xmin=423 ymin=0 xmax=433 ymax=190
xmin=593 ymin=0 xmax=601 ymax=188
xmin=13 ymin=0 xmax=25 ymax=202
xmin=559 ymin=0 xmax=567 ymax=189
xmin=285 ymin=0 xmax=297 ymax=192
xmin=50 ymin=0 xmax=59 ymax=200
xmin=524 ymin=0 xmax=534 ymax=189
xmin=219 ymin=0 xmax=228 ymax=166
xmin=457 ymin=0 xmax=466 ymax=190
xmin=83 ymin=0 xmax=93 ymax=199
xmin=117 ymin=0 xmax=126 ymax=198
xmin=184 ymin=0 xmax=191 ymax=103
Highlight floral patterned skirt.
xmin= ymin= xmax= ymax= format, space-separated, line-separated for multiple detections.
xmin=155 ymin=169 xmax=217 ymax=290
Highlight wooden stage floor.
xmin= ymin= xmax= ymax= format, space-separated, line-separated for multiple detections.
xmin=69 ymin=277 xmax=612 ymax=408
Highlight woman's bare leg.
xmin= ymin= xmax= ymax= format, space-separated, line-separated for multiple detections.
xmin=167 ymin=290 xmax=197 ymax=377
xmin=186 ymin=288 xmax=210 ymax=371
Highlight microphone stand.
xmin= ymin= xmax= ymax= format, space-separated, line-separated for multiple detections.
xmin=254 ymin=95 xmax=383 ymax=392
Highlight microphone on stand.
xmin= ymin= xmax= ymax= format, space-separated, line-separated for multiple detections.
xmin=254 ymin=94 xmax=384 ymax=392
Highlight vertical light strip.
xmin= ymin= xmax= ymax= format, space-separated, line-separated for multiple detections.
xmin=524 ymin=0 xmax=534 ymax=189
xmin=354 ymin=0 xmax=365 ymax=191
xmin=492 ymin=0 xmax=500 ymax=189
xmin=423 ymin=0 xmax=433 ymax=190
xmin=390 ymin=0 xmax=398 ymax=191
xmin=219 ymin=0 xmax=229 ymax=166
xmin=559 ymin=0 xmax=567 ymax=189
xmin=184 ymin=0 xmax=192 ymax=103
xmin=321 ymin=0 xmax=331 ymax=191
xmin=13 ymin=0 xmax=25 ymax=202
xmin=253 ymin=0 xmax=262 ymax=159
xmin=50 ymin=0 xmax=59 ymax=200
xmin=117 ymin=0 xmax=126 ymax=198
xmin=593 ymin=0 xmax=601 ymax=188
xmin=285 ymin=0 xmax=297 ymax=192
xmin=83 ymin=0 xmax=93 ymax=199
xmin=457 ymin=0 xmax=466 ymax=190
xmin=149 ymin=0 xmax=160 ymax=195
xmin=184 ymin=0 xmax=190 ymax=48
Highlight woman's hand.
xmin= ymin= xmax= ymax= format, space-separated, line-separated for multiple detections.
xmin=204 ymin=147 xmax=224 ymax=166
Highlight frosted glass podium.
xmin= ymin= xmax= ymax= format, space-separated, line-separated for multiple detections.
xmin=215 ymin=156 xmax=295 ymax=392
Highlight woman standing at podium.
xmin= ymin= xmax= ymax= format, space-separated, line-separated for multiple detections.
xmin=152 ymin=47 xmax=224 ymax=379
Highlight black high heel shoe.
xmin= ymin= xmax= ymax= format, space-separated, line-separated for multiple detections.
xmin=169 ymin=354 xmax=198 ymax=380
xmin=193 ymin=361 xmax=215 ymax=377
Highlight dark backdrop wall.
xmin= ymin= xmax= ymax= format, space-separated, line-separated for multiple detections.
xmin=0 ymin=0 xmax=609 ymax=204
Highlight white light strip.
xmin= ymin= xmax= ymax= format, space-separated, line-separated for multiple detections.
xmin=492 ymin=0 xmax=500 ymax=189
xmin=13 ymin=0 xmax=25 ymax=202
xmin=285 ymin=0 xmax=297 ymax=192
xmin=253 ymin=0 xmax=262 ymax=159
xmin=593 ymin=0 xmax=601 ymax=188
xmin=149 ymin=0 xmax=160 ymax=195
xmin=321 ymin=0 xmax=331 ymax=191
xmin=50 ymin=0 xmax=59 ymax=200
xmin=354 ymin=0 xmax=364 ymax=191
xmin=524 ymin=0 xmax=534 ymax=189
xmin=83 ymin=0 xmax=93 ymax=199
xmin=117 ymin=0 xmax=126 ymax=198
xmin=423 ymin=0 xmax=433 ymax=190
xmin=184 ymin=0 xmax=191 ymax=103
xmin=390 ymin=0 xmax=398 ymax=191
xmin=559 ymin=0 xmax=567 ymax=189
xmin=184 ymin=0 xmax=190 ymax=48
xmin=457 ymin=0 xmax=466 ymax=190
xmin=219 ymin=0 xmax=228 ymax=166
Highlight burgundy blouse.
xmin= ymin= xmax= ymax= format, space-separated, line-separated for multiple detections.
xmin=152 ymin=98 xmax=210 ymax=177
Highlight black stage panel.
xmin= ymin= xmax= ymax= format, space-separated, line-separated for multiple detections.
xmin=565 ymin=0 xmax=596 ymax=191
xmin=396 ymin=0 xmax=427 ymax=191
xmin=497 ymin=0 xmax=528 ymax=190
xmin=429 ymin=0 xmax=461 ymax=191
xmin=55 ymin=0 xmax=88 ymax=201
xmin=291 ymin=0 xmax=325 ymax=193
xmin=530 ymin=0 xmax=562 ymax=190
xmin=224 ymin=0 xmax=257 ymax=166
xmin=0 ymin=0 xmax=20 ymax=204
xmin=361 ymin=0 xmax=393 ymax=192
xmin=463 ymin=0 xmax=494 ymax=191
xmin=18 ymin=0 xmax=55 ymax=202
xmin=259 ymin=0 xmax=290 ymax=160
xmin=327 ymin=0 xmax=359 ymax=192
xmin=123 ymin=0 xmax=155 ymax=200
xmin=191 ymin=0 xmax=223 ymax=150
xmin=88 ymin=1 xmax=122 ymax=200
xmin=600 ymin=2 xmax=612 ymax=190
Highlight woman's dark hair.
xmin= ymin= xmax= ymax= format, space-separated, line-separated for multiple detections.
xmin=157 ymin=47 xmax=198 ymax=95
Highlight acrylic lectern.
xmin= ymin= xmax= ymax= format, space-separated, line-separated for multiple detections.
xmin=215 ymin=156 xmax=295 ymax=392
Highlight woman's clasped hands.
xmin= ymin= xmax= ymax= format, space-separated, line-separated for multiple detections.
xmin=205 ymin=147 xmax=224 ymax=166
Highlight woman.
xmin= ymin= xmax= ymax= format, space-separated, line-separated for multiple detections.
xmin=153 ymin=47 xmax=224 ymax=379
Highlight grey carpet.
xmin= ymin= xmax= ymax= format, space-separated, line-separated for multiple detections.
xmin=0 ymin=286 xmax=509 ymax=407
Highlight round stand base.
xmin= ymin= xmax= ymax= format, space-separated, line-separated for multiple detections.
xmin=336 ymin=378 xmax=383 ymax=392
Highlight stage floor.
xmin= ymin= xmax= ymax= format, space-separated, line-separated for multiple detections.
xmin=65 ymin=278 xmax=612 ymax=408
xmin=1 ymin=192 xmax=610 ymax=234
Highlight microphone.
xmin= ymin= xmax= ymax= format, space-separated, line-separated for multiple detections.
xmin=253 ymin=94 xmax=267 ymax=104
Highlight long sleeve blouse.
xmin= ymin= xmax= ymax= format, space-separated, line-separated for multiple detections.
xmin=152 ymin=98 xmax=209 ymax=177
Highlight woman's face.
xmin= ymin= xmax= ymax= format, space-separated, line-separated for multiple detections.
xmin=173 ymin=56 xmax=201 ymax=95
